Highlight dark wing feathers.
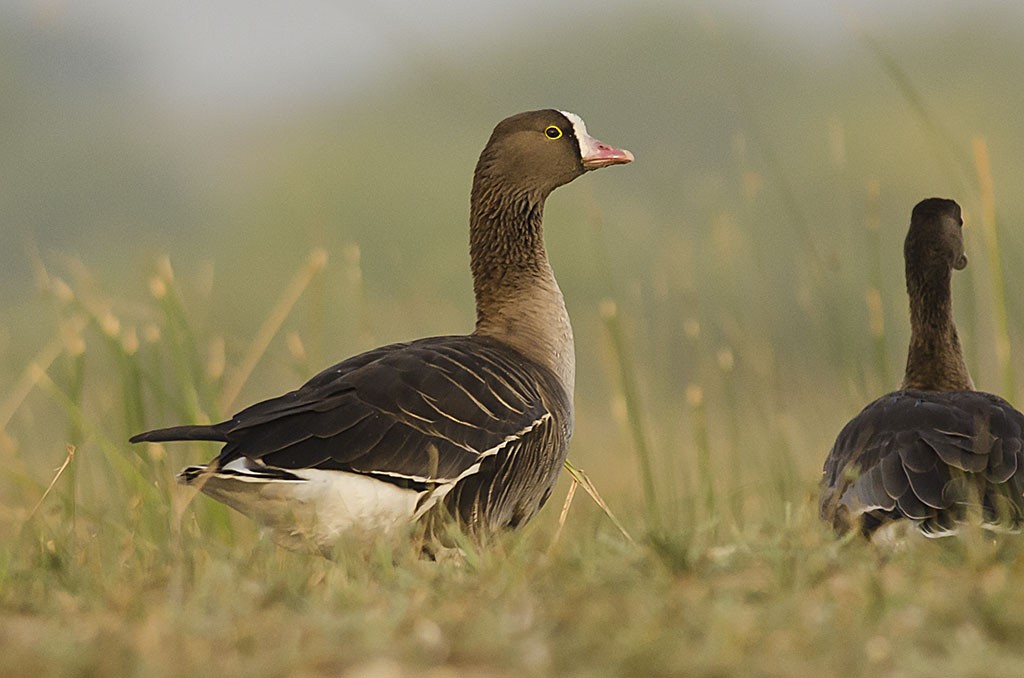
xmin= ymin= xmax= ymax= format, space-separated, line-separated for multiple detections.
xmin=852 ymin=463 xmax=894 ymax=510
xmin=989 ymin=438 xmax=1020 ymax=483
xmin=898 ymin=437 xmax=937 ymax=474
xmin=879 ymin=451 xmax=909 ymax=500
xmin=442 ymin=411 xmax=561 ymax=530
xmin=133 ymin=335 xmax=568 ymax=489
xmin=904 ymin=465 xmax=947 ymax=509
xmin=821 ymin=389 xmax=1024 ymax=534
xmin=920 ymin=429 xmax=985 ymax=472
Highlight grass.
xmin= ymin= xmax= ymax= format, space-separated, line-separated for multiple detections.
xmin=5 ymin=197 xmax=1024 ymax=675
xmin=5 ymin=16 xmax=1024 ymax=676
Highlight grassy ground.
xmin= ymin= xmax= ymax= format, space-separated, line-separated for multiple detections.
xmin=6 ymin=503 xmax=1024 ymax=678
xmin=6 ymin=10 xmax=1024 ymax=674
xmin=4 ymin=190 xmax=1024 ymax=676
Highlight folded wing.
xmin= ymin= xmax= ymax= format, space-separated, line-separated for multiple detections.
xmin=820 ymin=390 xmax=1024 ymax=536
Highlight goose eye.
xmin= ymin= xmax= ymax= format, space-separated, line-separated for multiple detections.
xmin=544 ymin=125 xmax=563 ymax=140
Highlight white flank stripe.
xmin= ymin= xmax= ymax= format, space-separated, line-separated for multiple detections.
xmin=411 ymin=412 xmax=552 ymax=520
xmin=370 ymin=469 xmax=454 ymax=484
xmin=220 ymin=453 xmax=451 ymax=486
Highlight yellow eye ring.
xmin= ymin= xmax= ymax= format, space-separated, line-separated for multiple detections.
xmin=544 ymin=125 xmax=563 ymax=140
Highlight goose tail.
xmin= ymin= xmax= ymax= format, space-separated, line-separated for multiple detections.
xmin=129 ymin=424 xmax=229 ymax=444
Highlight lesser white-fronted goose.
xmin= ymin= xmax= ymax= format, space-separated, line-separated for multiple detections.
xmin=131 ymin=110 xmax=633 ymax=551
xmin=820 ymin=198 xmax=1024 ymax=538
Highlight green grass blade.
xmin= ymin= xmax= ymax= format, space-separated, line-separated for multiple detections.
xmin=599 ymin=299 xmax=660 ymax=534
xmin=973 ymin=137 xmax=1016 ymax=401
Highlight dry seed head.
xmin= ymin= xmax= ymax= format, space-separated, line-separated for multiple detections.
xmin=206 ymin=336 xmax=225 ymax=379
xmin=716 ymin=347 xmax=735 ymax=372
xmin=59 ymin=316 xmax=87 ymax=356
xmin=287 ymin=332 xmax=306 ymax=362
xmin=865 ymin=288 xmax=885 ymax=338
xmin=309 ymin=247 xmax=329 ymax=270
xmin=147 ymin=443 xmax=167 ymax=463
xmin=149 ymin=276 xmax=167 ymax=300
xmin=99 ymin=311 xmax=120 ymax=338
xmin=51 ymin=277 xmax=75 ymax=304
xmin=121 ymin=327 xmax=139 ymax=355
xmin=28 ymin=362 xmax=47 ymax=383
xmin=156 ymin=255 xmax=174 ymax=282
xmin=686 ymin=384 xmax=704 ymax=408
xmin=143 ymin=323 xmax=161 ymax=343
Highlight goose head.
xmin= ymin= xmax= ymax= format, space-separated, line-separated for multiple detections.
xmin=906 ymin=197 xmax=967 ymax=274
xmin=474 ymin=110 xmax=633 ymax=200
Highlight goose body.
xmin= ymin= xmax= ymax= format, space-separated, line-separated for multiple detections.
xmin=131 ymin=110 xmax=633 ymax=551
xmin=820 ymin=198 xmax=1024 ymax=537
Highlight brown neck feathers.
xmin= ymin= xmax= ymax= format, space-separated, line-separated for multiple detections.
xmin=902 ymin=259 xmax=973 ymax=391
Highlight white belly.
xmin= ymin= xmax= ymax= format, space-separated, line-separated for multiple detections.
xmin=189 ymin=466 xmax=425 ymax=553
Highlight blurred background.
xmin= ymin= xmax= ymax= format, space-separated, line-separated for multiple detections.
xmin=4 ymin=0 xmax=1024 ymax=523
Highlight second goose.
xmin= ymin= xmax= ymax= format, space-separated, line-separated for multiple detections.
xmin=820 ymin=197 xmax=1024 ymax=538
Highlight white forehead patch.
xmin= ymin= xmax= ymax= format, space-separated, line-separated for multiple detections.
xmin=559 ymin=110 xmax=596 ymax=157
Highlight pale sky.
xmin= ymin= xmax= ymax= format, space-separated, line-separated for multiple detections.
xmin=10 ymin=0 xmax=1017 ymax=115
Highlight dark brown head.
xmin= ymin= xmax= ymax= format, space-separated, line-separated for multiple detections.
xmin=900 ymin=197 xmax=975 ymax=391
xmin=905 ymin=197 xmax=967 ymax=275
xmin=473 ymin=110 xmax=633 ymax=200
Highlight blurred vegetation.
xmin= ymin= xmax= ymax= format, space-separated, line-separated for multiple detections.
xmin=4 ymin=3 xmax=1024 ymax=675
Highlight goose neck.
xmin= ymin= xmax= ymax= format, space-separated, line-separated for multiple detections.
xmin=902 ymin=265 xmax=973 ymax=391
xmin=468 ymin=183 xmax=574 ymax=391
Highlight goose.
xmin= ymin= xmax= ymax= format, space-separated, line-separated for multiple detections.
xmin=131 ymin=110 xmax=633 ymax=552
xmin=820 ymin=197 xmax=1024 ymax=538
